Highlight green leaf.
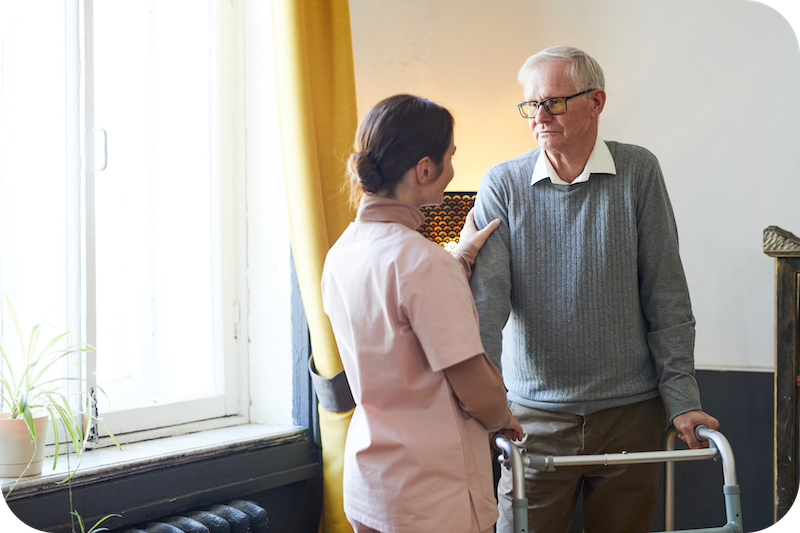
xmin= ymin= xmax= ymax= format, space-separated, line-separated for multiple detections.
xmin=45 ymin=405 xmax=61 ymax=470
xmin=69 ymin=510 xmax=86 ymax=533
xmin=25 ymin=323 xmax=41 ymax=371
xmin=71 ymin=511 xmax=121 ymax=533
xmin=35 ymin=330 xmax=70 ymax=361
xmin=1 ymin=294 xmax=120 ymax=484
xmin=0 ymin=342 xmax=19 ymax=393
xmin=27 ymin=347 xmax=78 ymax=387
xmin=88 ymin=514 xmax=121 ymax=533
xmin=5 ymin=294 xmax=27 ymax=368
xmin=84 ymin=411 xmax=122 ymax=449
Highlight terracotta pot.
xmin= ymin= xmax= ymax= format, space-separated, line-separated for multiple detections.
xmin=0 ymin=410 xmax=50 ymax=478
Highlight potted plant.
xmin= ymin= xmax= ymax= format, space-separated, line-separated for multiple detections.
xmin=0 ymin=293 xmax=118 ymax=495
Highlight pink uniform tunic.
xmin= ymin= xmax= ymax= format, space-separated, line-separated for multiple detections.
xmin=321 ymin=195 xmax=499 ymax=533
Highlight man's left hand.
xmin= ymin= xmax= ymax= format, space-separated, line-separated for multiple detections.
xmin=672 ymin=410 xmax=720 ymax=449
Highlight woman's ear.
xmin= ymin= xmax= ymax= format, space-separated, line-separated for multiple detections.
xmin=414 ymin=156 xmax=434 ymax=185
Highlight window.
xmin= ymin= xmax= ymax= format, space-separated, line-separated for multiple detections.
xmin=0 ymin=1 xmax=291 ymax=446
xmin=90 ymin=0 xmax=234 ymax=435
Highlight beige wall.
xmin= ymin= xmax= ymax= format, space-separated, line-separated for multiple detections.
xmin=350 ymin=0 xmax=800 ymax=371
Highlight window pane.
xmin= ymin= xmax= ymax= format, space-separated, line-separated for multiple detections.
xmin=0 ymin=4 xmax=73 ymax=411
xmin=92 ymin=0 xmax=221 ymax=412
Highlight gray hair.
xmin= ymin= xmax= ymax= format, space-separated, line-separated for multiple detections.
xmin=518 ymin=46 xmax=605 ymax=92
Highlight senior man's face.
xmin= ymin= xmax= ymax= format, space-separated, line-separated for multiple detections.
xmin=523 ymin=60 xmax=601 ymax=157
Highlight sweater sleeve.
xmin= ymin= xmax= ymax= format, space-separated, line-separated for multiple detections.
xmin=633 ymin=148 xmax=702 ymax=423
xmin=469 ymin=168 xmax=513 ymax=372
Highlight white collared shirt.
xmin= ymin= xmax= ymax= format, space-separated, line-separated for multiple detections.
xmin=531 ymin=136 xmax=617 ymax=185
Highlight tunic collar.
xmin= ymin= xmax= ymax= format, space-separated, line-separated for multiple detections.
xmin=356 ymin=194 xmax=426 ymax=231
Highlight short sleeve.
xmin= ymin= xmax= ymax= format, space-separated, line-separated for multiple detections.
xmin=400 ymin=245 xmax=486 ymax=372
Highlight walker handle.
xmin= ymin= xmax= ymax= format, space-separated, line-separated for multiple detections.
xmin=694 ymin=424 xmax=709 ymax=442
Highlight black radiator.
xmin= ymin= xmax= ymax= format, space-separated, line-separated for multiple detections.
xmin=115 ymin=499 xmax=268 ymax=533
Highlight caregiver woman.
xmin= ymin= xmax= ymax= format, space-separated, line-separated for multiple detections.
xmin=321 ymin=94 xmax=523 ymax=533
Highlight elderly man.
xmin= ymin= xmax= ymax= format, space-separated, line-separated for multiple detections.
xmin=470 ymin=46 xmax=719 ymax=532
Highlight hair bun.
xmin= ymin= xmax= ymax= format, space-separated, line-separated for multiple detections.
xmin=348 ymin=152 xmax=383 ymax=193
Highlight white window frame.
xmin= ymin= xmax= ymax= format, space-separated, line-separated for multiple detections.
xmin=1 ymin=0 xmax=295 ymax=454
xmin=79 ymin=0 xmax=250 ymax=447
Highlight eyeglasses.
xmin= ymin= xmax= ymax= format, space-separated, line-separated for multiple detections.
xmin=517 ymin=89 xmax=593 ymax=118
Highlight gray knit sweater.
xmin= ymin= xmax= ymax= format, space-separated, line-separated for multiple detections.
xmin=470 ymin=141 xmax=701 ymax=423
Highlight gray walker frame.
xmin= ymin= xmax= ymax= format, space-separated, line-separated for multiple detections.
xmin=493 ymin=425 xmax=742 ymax=533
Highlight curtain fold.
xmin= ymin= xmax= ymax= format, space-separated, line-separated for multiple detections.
xmin=271 ymin=1 xmax=357 ymax=532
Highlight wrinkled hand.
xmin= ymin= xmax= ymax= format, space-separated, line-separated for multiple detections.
xmin=673 ymin=410 xmax=720 ymax=449
xmin=459 ymin=208 xmax=501 ymax=252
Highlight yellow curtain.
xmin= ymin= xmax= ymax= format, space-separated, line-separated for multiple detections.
xmin=271 ymin=1 xmax=357 ymax=532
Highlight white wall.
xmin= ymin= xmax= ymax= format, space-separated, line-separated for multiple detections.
xmin=350 ymin=0 xmax=800 ymax=372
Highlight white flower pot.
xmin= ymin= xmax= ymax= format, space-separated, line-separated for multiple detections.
xmin=0 ymin=410 xmax=50 ymax=478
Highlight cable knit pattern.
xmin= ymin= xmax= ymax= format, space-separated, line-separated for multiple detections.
xmin=470 ymin=141 xmax=701 ymax=423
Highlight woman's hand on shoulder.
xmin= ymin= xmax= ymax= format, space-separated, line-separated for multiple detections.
xmin=459 ymin=208 xmax=501 ymax=252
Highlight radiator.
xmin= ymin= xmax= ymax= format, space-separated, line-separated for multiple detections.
xmin=116 ymin=499 xmax=269 ymax=533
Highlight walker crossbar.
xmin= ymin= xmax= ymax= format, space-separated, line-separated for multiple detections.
xmin=493 ymin=426 xmax=742 ymax=533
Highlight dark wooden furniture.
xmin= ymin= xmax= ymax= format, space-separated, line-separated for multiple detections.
xmin=763 ymin=225 xmax=800 ymax=522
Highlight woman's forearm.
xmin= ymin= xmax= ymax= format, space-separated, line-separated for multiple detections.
xmin=443 ymin=352 xmax=511 ymax=431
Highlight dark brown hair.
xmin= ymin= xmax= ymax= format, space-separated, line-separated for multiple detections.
xmin=347 ymin=94 xmax=454 ymax=209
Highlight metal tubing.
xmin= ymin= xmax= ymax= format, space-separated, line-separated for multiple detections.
xmin=723 ymin=488 xmax=743 ymax=533
xmin=494 ymin=435 xmax=529 ymax=533
xmin=695 ymin=426 xmax=737 ymax=486
xmin=498 ymin=427 xmax=742 ymax=533
xmin=665 ymin=426 xmax=677 ymax=531
xmin=512 ymin=498 xmax=528 ymax=533
xmin=494 ymin=435 xmax=526 ymax=499
xmin=659 ymin=526 xmax=737 ymax=533
xmin=665 ymin=426 xmax=742 ymax=533
xmin=539 ymin=447 xmax=718 ymax=468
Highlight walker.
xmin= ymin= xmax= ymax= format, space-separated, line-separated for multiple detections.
xmin=493 ymin=425 xmax=742 ymax=533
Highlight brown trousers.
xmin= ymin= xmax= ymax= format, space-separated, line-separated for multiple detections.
xmin=496 ymin=397 xmax=667 ymax=533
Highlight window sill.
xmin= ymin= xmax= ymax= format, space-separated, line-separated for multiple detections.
xmin=2 ymin=423 xmax=321 ymax=533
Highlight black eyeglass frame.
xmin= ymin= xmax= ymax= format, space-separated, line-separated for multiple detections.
xmin=517 ymin=89 xmax=594 ymax=118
